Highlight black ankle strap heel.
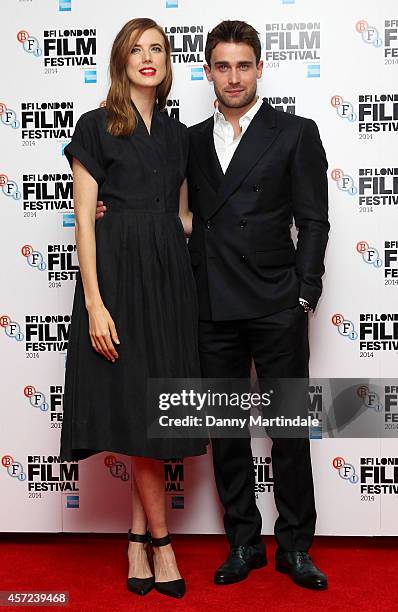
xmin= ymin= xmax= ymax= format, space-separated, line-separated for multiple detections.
xmin=126 ymin=530 xmax=154 ymax=596
xmin=150 ymin=533 xmax=170 ymax=547
xmin=151 ymin=532 xmax=186 ymax=599
xmin=127 ymin=529 xmax=151 ymax=544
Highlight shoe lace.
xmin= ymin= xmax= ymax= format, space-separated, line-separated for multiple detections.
xmin=296 ymin=552 xmax=311 ymax=564
xmin=230 ymin=545 xmax=246 ymax=558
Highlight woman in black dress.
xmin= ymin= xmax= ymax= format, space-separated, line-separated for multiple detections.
xmin=60 ymin=18 xmax=207 ymax=599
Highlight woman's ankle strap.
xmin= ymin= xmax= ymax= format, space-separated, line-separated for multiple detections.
xmin=150 ymin=533 xmax=171 ymax=547
xmin=127 ymin=529 xmax=150 ymax=543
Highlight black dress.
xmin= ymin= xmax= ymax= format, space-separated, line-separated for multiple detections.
xmin=59 ymin=105 xmax=208 ymax=461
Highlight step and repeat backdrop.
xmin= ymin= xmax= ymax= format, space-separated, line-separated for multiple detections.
xmin=1 ymin=0 xmax=398 ymax=535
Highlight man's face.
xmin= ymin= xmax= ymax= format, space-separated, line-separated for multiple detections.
xmin=204 ymin=41 xmax=263 ymax=109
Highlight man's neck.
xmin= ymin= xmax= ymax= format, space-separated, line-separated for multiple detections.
xmin=217 ymin=96 xmax=259 ymax=139
xmin=217 ymin=96 xmax=259 ymax=123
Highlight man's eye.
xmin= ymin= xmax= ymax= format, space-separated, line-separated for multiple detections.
xmin=240 ymin=64 xmax=249 ymax=70
xmin=218 ymin=65 xmax=228 ymax=71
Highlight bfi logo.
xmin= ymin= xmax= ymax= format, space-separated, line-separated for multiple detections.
xmin=331 ymin=95 xmax=357 ymax=122
xmin=331 ymin=313 xmax=358 ymax=341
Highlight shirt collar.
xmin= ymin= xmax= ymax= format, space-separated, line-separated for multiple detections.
xmin=214 ymin=96 xmax=263 ymax=127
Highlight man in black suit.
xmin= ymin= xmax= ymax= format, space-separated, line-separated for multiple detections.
xmin=96 ymin=19 xmax=329 ymax=591
xmin=186 ymin=20 xmax=329 ymax=590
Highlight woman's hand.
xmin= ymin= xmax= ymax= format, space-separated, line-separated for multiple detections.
xmin=88 ymin=303 xmax=120 ymax=362
xmin=179 ymin=211 xmax=193 ymax=237
xmin=95 ymin=200 xmax=107 ymax=220
xmin=178 ymin=178 xmax=192 ymax=237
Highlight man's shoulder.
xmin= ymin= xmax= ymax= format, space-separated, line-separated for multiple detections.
xmin=188 ymin=116 xmax=213 ymax=134
xmin=269 ymin=104 xmax=318 ymax=132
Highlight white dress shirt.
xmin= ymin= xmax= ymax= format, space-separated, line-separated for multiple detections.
xmin=213 ymin=96 xmax=263 ymax=174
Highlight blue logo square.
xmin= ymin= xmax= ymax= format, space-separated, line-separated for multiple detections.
xmin=310 ymin=425 xmax=322 ymax=439
xmin=307 ymin=64 xmax=320 ymax=78
xmin=66 ymin=495 xmax=79 ymax=508
xmin=166 ymin=0 xmax=179 ymax=7
xmin=171 ymin=496 xmax=184 ymax=509
xmin=63 ymin=213 xmax=75 ymax=228
xmin=84 ymin=70 xmax=97 ymax=84
xmin=59 ymin=0 xmax=72 ymax=11
xmin=191 ymin=67 xmax=203 ymax=81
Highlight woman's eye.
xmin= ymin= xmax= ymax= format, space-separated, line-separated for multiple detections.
xmin=131 ymin=47 xmax=140 ymax=54
xmin=152 ymin=46 xmax=162 ymax=52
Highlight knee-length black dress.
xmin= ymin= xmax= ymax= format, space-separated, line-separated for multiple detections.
xmin=59 ymin=105 xmax=208 ymax=461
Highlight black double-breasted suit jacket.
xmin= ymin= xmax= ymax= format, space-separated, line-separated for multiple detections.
xmin=187 ymin=99 xmax=329 ymax=321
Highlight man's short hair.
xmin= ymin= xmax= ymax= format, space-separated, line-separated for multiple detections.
xmin=205 ymin=20 xmax=262 ymax=66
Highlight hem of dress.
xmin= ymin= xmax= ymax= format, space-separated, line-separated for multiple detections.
xmin=60 ymin=441 xmax=209 ymax=463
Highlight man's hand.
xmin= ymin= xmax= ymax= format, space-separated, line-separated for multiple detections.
xmin=96 ymin=200 xmax=107 ymax=220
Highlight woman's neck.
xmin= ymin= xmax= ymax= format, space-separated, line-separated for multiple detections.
xmin=130 ymin=86 xmax=157 ymax=125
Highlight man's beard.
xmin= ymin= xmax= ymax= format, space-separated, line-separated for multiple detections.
xmin=214 ymin=84 xmax=257 ymax=109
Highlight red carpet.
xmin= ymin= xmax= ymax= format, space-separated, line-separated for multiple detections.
xmin=1 ymin=534 xmax=397 ymax=611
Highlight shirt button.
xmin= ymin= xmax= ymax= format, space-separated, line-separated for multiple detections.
xmin=253 ymin=185 xmax=262 ymax=192
xmin=205 ymin=220 xmax=212 ymax=229
xmin=240 ymin=219 xmax=247 ymax=228
xmin=240 ymin=255 xmax=247 ymax=263
xmin=153 ymin=169 xmax=158 ymax=174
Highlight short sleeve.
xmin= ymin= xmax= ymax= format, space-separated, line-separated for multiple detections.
xmin=64 ymin=111 xmax=106 ymax=186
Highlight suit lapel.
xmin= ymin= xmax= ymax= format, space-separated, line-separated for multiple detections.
xmin=192 ymin=100 xmax=282 ymax=220
xmin=213 ymin=101 xmax=281 ymax=217
xmin=190 ymin=117 xmax=224 ymax=194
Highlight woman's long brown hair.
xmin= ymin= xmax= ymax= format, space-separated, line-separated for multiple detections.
xmin=106 ymin=18 xmax=172 ymax=137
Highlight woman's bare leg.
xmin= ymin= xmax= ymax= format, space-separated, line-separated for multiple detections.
xmin=132 ymin=456 xmax=182 ymax=582
xmin=131 ymin=471 xmax=147 ymax=533
xmin=128 ymin=470 xmax=152 ymax=579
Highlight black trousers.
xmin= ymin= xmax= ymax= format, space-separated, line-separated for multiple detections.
xmin=198 ymin=304 xmax=316 ymax=552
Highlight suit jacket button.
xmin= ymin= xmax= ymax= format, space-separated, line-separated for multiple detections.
xmin=205 ymin=220 xmax=211 ymax=229
xmin=240 ymin=255 xmax=247 ymax=263
xmin=240 ymin=219 xmax=247 ymax=228
xmin=194 ymin=185 xmax=200 ymax=192
xmin=253 ymin=185 xmax=262 ymax=192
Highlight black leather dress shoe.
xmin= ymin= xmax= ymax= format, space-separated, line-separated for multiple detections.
xmin=214 ymin=543 xmax=267 ymax=585
xmin=275 ymin=551 xmax=327 ymax=590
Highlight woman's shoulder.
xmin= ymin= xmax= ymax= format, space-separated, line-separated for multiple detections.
xmin=161 ymin=110 xmax=189 ymax=144
xmin=76 ymin=106 xmax=107 ymax=131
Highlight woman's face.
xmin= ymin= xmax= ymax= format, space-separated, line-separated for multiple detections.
xmin=126 ymin=28 xmax=167 ymax=90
